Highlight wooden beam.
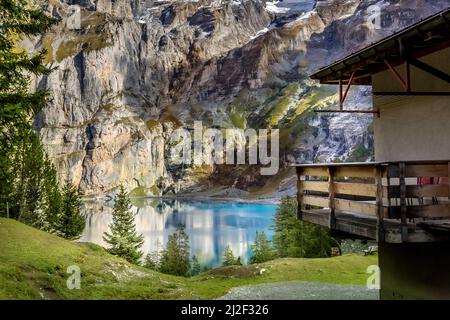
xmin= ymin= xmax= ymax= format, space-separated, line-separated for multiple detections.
xmin=334 ymin=198 xmax=379 ymax=217
xmin=301 ymin=181 xmax=378 ymax=197
xmin=387 ymin=184 xmax=449 ymax=198
xmin=297 ymin=176 xmax=304 ymax=220
xmin=389 ymin=204 xmax=450 ymax=219
xmin=373 ymin=92 xmax=450 ymax=96
xmin=375 ymin=167 xmax=385 ymax=242
xmin=315 ymin=109 xmax=380 ymax=114
xmin=328 ymin=167 xmax=336 ymax=229
xmin=302 ymin=195 xmax=329 ymax=208
xmin=299 ymin=166 xmax=329 ymax=178
xmin=407 ymin=57 xmax=450 ymax=83
xmin=334 ymin=166 xmax=376 ymax=178
xmin=334 ymin=182 xmax=377 ymax=197
xmin=388 ymin=164 xmax=448 ymax=177
xmin=341 ymin=72 xmax=355 ymax=107
xmin=399 ymin=162 xmax=408 ymax=242
xmin=384 ymin=59 xmax=408 ymax=90
xmin=301 ymin=181 xmax=329 ymax=193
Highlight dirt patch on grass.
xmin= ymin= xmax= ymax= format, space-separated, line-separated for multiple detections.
xmin=204 ymin=265 xmax=260 ymax=279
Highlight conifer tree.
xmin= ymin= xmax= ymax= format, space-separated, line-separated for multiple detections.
xmin=0 ymin=0 xmax=59 ymax=224
xmin=159 ymin=224 xmax=191 ymax=276
xmin=190 ymin=255 xmax=201 ymax=276
xmin=271 ymin=196 xmax=333 ymax=258
xmin=103 ymin=186 xmax=144 ymax=264
xmin=271 ymin=196 xmax=302 ymax=257
xmin=144 ymin=251 xmax=161 ymax=271
xmin=222 ymin=245 xmax=239 ymax=267
xmin=250 ymin=231 xmax=275 ymax=264
xmin=57 ymin=180 xmax=85 ymax=240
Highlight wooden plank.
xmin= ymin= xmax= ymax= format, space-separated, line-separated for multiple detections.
xmin=388 ymin=164 xmax=448 ymax=177
xmin=301 ymin=209 xmax=331 ymax=227
xmin=387 ymin=184 xmax=449 ymax=198
xmin=406 ymin=164 xmax=448 ymax=177
xmin=334 ymin=182 xmax=377 ymax=197
xmin=302 ymin=181 xmax=377 ymax=197
xmin=418 ymin=220 xmax=450 ymax=232
xmin=334 ymin=198 xmax=378 ymax=216
xmin=399 ymin=162 xmax=408 ymax=242
xmin=328 ymin=167 xmax=336 ymax=229
xmin=302 ymin=195 xmax=329 ymax=208
xmin=301 ymin=181 xmax=329 ymax=193
xmin=334 ymin=166 xmax=376 ymax=178
xmin=375 ymin=166 xmax=385 ymax=242
xmin=297 ymin=179 xmax=304 ymax=219
xmin=299 ymin=166 xmax=329 ymax=177
xmin=389 ymin=204 xmax=450 ymax=219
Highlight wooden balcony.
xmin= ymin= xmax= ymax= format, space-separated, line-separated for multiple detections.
xmin=296 ymin=161 xmax=450 ymax=243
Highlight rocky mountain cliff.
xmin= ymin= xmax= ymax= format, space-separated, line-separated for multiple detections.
xmin=32 ymin=0 xmax=450 ymax=197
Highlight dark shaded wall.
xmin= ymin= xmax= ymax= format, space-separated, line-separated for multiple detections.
xmin=380 ymin=242 xmax=450 ymax=299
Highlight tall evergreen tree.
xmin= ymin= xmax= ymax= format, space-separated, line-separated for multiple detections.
xmin=222 ymin=245 xmax=240 ymax=267
xmin=103 ymin=186 xmax=144 ymax=264
xmin=144 ymin=251 xmax=161 ymax=271
xmin=0 ymin=0 xmax=59 ymax=225
xmin=272 ymin=196 xmax=304 ymax=257
xmin=272 ymin=196 xmax=333 ymax=258
xmin=250 ymin=231 xmax=275 ymax=264
xmin=190 ymin=255 xmax=201 ymax=276
xmin=57 ymin=180 xmax=84 ymax=240
xmin=159 ymin=224 xmax=191 ymax=276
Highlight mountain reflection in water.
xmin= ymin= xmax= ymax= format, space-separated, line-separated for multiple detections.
xmin=80 ymin=198 xmax=277 ymax=268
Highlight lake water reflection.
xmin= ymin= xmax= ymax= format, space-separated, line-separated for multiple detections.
xmin=80 ymin=198 xmax=277 ymax=268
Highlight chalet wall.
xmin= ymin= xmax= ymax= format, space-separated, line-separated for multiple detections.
xmin=372 ymin=47 xmax=450 ymax=162
xmin=380 ymin=242 xmax=450 ymax=300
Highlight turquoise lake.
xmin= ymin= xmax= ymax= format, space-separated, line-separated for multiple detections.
xmin=80 ymin=199 xmax=277 ymax=268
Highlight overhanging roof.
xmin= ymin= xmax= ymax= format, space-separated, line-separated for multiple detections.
xmin=311 ymin=8 xmax=450 ymax=85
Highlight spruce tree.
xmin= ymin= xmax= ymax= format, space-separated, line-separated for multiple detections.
xmin=250 ymin=231 xmax=275 ymax=264
xmin=103 ymin=186 xmax=144 ymax=264
xmin=0 ymin=0 xmax=59 ymax=225
xmin=222 ymin=245 xmax=238 ymax=267
xmin=159 ymin=224 xmax=191 ymax=276
xmin=144 ymin=251 xmax=160 ymax=271
xmin=57 ymin=180 xmax=85 ymax=240
xmin=271 ymin=196 xmax=333 ymax=258
xmin=190 ymin=255 xmax=201 ymax=276
xmin=41 ymin=160 xmax=62 ymax=232
xmin=272 ymin=196 xmax=303 ymax=257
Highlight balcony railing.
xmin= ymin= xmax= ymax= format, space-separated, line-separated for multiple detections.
xmin=296 ymin=161 xmax=450 ymax=242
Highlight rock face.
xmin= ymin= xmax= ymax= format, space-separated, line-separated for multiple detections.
xmin=33 ymin=0 xmax=450 ymax=196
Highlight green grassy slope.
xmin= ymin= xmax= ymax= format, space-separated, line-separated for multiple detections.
xmin=0 ymin=218 xmax=377 ymax=300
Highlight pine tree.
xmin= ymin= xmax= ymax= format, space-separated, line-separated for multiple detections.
xmin=144 ymin=251 xmax=160 ymax=271
xmin=159 ymin=224 xmax=191 ymax=276
xmin=222 ymin=245 xmax=239 ymax=267
xmin=41 ymin=160 xmax=62 ymax=232
xmin=57 ymin=180 xmax=85 ymax=240
xmin=6 ymin=129 xmax=61 ymax=231
xmin=271 ymin=196 xmax=333 ymax=258
xmin=0 ymin=0 xmax=59 ymax=225
xmin=191 ymin=255 xmax=201 ymax=276
xmin=0 ymin=0 xmax=56 ymax=171
xmin=272 ymin=196 xmax=303 ymax=257
xmin=103 ymin=186 xmax=144 ymax=264
xmin=250 ymin=231 xmax=275 ymax=264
